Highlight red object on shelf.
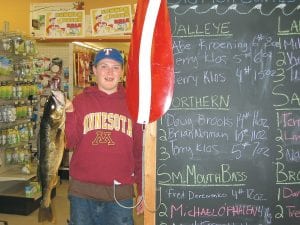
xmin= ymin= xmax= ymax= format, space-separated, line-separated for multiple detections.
xmin=126 ymin=0 xmax=174 ymax=124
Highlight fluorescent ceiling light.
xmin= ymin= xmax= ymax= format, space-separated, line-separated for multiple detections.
xmin=72 ymin=41 xmax=100 ymax=51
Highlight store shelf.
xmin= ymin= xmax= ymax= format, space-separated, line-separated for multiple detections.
xmin=0 ymin=195 xmax=40 ymax=215
xmin=0 ymin=187 xmax=56 ymax=216
xmin=0 ymin=180 xmax=40 ymax=199
xmin=0 ymin=169 xmax=56 ymax=215
xmin=0 ymin=166 xmax=36 ymax=181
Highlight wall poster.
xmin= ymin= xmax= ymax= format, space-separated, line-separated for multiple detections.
xmin=44 ymin=10 xmax=85 ymax=38
xmin=30 ymin=2 xmax=77 ymax=37
xmin=90 ymin=5 xmax=133 ymax=36
xmin=73 ymin=50 xmax=93 ymax=88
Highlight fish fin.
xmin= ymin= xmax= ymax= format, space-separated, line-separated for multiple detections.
xmin=53 ymin=175 xmax=59 ymax=186
xmin=38 ymin=204 xmax=55 ymax=223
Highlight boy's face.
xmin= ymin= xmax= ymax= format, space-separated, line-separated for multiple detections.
xmin=93 ymin=58 xmax=123 ymax=94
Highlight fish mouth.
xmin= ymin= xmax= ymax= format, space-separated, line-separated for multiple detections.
xmin=51 ymin=90 xmax=65 ymax=107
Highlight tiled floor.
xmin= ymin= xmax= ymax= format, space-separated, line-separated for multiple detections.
xmin=0 ymin=180 xmax=69 ymax=225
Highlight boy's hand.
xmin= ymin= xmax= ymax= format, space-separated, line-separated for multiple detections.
xmin=65 ymin=99 xmax=74 ymax=112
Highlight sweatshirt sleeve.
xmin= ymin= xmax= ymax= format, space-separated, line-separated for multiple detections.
xmin=133 ymin=122 xmax=143 ymax=196
xmin=65 ymin=97 xmax=82 ymax=149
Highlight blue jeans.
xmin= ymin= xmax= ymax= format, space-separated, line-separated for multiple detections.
xmin=68 ymin=195 xmax=133 ymax=225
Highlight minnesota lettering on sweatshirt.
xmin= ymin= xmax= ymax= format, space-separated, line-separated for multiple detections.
xmin=83 ymin=112 xmax=132 ymax=138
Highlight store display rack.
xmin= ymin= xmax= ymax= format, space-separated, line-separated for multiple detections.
xmin=0 ymin=31 xmax=45 ymax=215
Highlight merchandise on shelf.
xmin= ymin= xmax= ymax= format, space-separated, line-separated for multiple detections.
xmin=0 ymin=33 xmax=39 ymax=170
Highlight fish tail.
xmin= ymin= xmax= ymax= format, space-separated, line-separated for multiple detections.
xmin=38 ymin=204 xmax=55 ymax=223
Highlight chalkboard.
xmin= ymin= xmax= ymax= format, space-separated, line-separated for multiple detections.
xmin=155 ymin=1 xmax=300 ymax=225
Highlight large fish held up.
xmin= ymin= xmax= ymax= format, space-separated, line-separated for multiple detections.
xmin=37 ymin=90 xmax=66 ymax=223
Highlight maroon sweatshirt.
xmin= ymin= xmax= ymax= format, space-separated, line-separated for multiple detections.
xmin=65 ymin=85 xmax=143 ymax=195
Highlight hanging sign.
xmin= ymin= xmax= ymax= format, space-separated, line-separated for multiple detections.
xmin=44 ymin=10 xmax=85 ymax=38
xmin=90 ymin=5 xmax=133 ymax=36
xmin=30 ymin=2 xmax=76 ymax=37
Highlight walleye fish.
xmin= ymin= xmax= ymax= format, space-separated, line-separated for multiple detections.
xmin=37 ymin=90 xmax=66 ymax=223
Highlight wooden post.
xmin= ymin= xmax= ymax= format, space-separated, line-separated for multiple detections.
xmin=144 ymin=121 xmax=157 ymax=224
